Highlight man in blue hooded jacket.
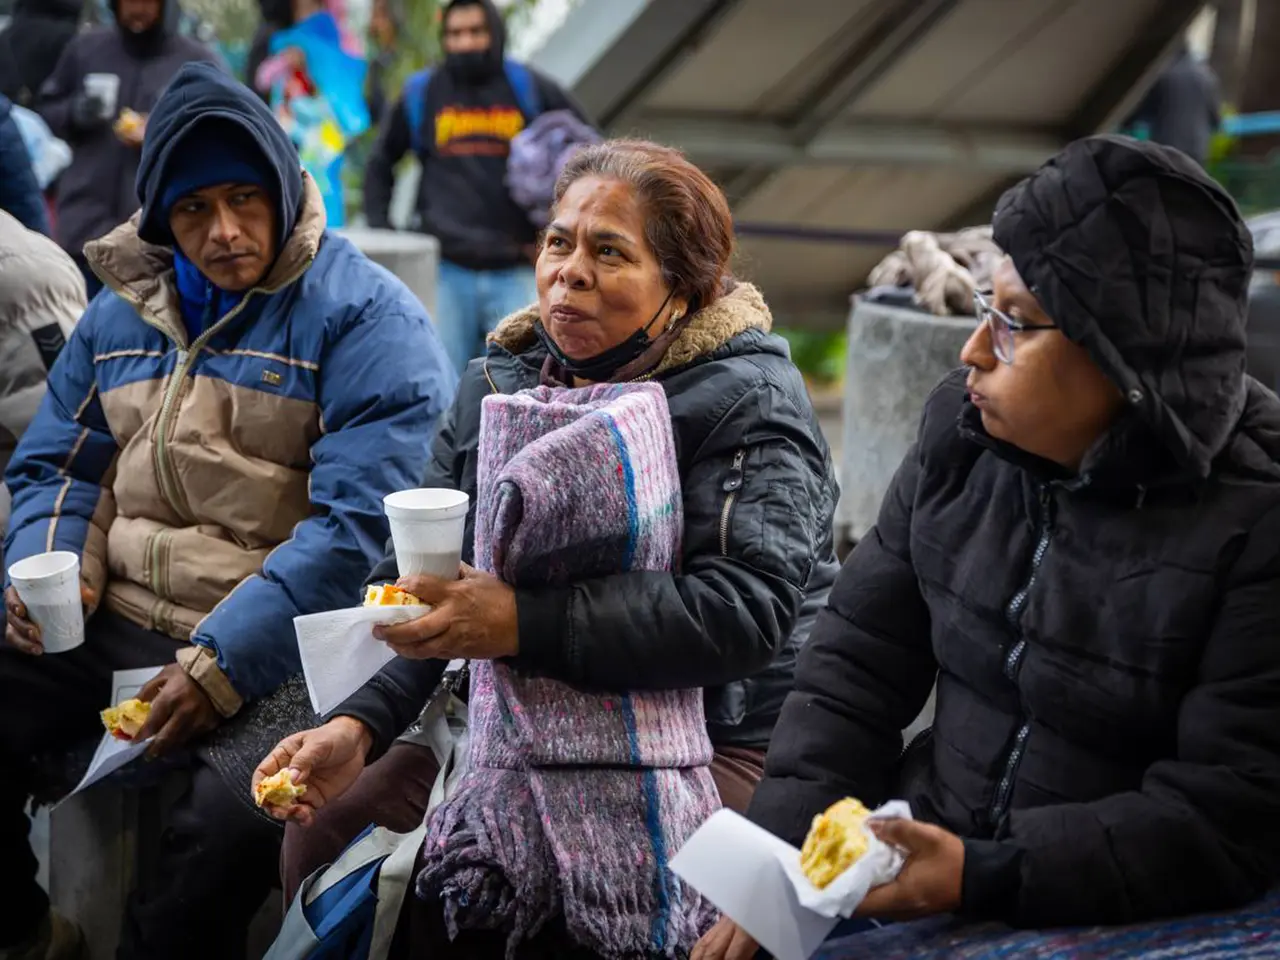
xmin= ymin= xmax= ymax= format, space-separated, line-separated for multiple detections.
xmin=0 ymin=63 xmax=455 ymax=960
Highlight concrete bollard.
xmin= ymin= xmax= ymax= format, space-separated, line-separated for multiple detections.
xmin=338 ymin=227 xmax=440 ymax=323
xmin=836 ymin=298 xmax=974 ymax=550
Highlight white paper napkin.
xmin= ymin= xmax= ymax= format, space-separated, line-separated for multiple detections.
xmin=58 ymin=666 xmax=163 ymax=806
xmin=671 ymin=809 xmax=839 ymax=960
xmin=775 ymin=799 xmax=914 ymax=919
xmin=295 ymin=605 xmax=430 ymax=715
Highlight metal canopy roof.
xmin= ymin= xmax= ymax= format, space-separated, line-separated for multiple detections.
xmin=531 ymin=0 xmax=1205 ymax=329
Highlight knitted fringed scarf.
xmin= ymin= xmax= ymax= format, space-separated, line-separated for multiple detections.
xmin=416 ymin=383 xmax=721 ymax=959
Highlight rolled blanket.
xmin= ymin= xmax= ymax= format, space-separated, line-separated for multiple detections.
xmin=417 ymin=383 xmax=720 ymax=959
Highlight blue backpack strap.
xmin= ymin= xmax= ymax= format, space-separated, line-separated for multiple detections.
xmin=403 ymin=67 xmax=433 ymax=156
xmin=503 ymin=60 xmax=542 ymax=122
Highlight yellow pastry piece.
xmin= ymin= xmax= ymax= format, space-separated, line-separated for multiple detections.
xmin=113 ymin=108 xmax=144 ymax=137
xmin=101 ymin=698 xmax=151 ymax=741
xmin=364 ymin=583 xmax=422 ymax=606
xmin=254 ymin=769 xmax=307 ymax=808
xmin=799 ymin=797 xmax=872 ymax=888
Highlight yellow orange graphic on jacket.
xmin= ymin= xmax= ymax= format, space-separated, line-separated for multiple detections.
xmin=435 ymin=105 xmax=525 ymax=155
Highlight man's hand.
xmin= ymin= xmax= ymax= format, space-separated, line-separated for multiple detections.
xmin=252 ymin=717 xmax=373 ymax=826
xmin=4 ymin=583 xmax=98 ymax=656
xmin=691 ymin=917 xmax=759 ymax=960
xmin=70 ymin=93 xmax=109 ymax=132
xmin=135 ymin=663 xmax=221 ymax=758
xmin=374 ymin=564 xmax=518 ymax=661
xmin=857 ymin=819 xmax=964 ymax=920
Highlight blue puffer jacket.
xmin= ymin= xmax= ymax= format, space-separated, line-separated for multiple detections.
xmin=5 ymin=66 xmax=456 ymax=712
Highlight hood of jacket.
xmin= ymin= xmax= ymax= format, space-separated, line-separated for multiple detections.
xmin=135 ymin=61 xmax=304 ymax=249
xmin=441 ymin=0 xmax=507 ymax=76
xmin=993 ymin=135 xmax=1254 ymax=485
xmin=488 ymin=280 xmax=774 ymax=378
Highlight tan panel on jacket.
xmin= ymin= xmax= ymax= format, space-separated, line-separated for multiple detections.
xmin=100 ymin=371 xmax=318 ymax=637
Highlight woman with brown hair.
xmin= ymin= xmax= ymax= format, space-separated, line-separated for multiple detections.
xmin=255 ymin=138 xmax=839 ymax=957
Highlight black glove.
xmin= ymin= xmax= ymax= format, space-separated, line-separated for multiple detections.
xmin=70 ymin=93 xmax=109 ymax=133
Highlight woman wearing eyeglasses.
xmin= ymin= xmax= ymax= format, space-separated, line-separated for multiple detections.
xmin=696 ymin=135 xmax=1280 ymax=959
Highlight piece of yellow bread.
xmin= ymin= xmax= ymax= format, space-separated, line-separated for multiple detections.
xmin=254 ymin=769 xmax=307 ymax=808
xmin=364 ymin=584 xmax=423 ymax=606
xmin=799 ymin=797 xmax=872 ymax=888
xmin=101 ymin=698 xmax=151 ymax=741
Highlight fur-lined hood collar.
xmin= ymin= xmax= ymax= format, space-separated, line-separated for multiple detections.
xmin=487 ymin=281 xmax=773 ymax=376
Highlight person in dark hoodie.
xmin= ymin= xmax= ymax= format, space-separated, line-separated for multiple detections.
xmin=0 ymin=0 xmax=83 ymax=107
xmin=35 ymin=0 xmax=219 ymax=298
xmin=1 ymin=62 xmax=454 ymax=960
xmin=364 ymin=0 xmax=591 ymax=374
xmin=696 ymin=136 xmax=1280 ymax=958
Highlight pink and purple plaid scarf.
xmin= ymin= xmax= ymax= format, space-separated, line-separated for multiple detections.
xmin=416 ymin=383 xmax=720 ymax=959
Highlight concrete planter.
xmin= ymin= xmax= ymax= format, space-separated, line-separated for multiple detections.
xmin=337 ymin=227 xmax=440 ymax=323
xmin=836 ymin=299 xmax=974 ymax=550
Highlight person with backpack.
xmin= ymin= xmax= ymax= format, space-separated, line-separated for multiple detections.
xmin=363 ymin=0 xmax=592 ymax=374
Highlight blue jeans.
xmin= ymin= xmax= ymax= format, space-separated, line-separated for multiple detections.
xmin=436 ymin=260 xmax=538 ymax=374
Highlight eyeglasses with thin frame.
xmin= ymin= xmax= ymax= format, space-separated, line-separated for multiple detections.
xmin=972 ymin=289 xmax=1056 ymax=365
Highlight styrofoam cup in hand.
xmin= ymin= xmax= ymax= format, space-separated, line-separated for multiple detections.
xmin=84 ymin=73 xmax=120 ymax=119
xmin=7 ymin=551 xmax=85 ymax=653
xmin=384 ymin=488 xmax=469 ymax=580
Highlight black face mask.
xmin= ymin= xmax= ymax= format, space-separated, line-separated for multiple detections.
xmin=535 ymin=291 xmax=675 ymax=383
xmin=445 ymin=50 xmax=496 ymax=84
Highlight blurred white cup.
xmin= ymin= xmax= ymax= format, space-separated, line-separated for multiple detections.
xmin=84 ymin=73 xmax=120 ymax=119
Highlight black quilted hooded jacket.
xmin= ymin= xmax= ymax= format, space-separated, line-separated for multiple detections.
xmin=748 ymin=136 xmax=1280 ymax=926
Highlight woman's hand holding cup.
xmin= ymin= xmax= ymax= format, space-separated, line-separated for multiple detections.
xmin=374 ymin=564 xmax=518 ymax=661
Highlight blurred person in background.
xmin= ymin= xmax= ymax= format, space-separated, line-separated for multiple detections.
xmin=254 ymin=0 xmax=370 ymax=227
xmin=0 ymin=0 xmax=83 ymax=108
xmin=37 ymin=0 xmax=219 ymax=298
xmin=248 ymin=0 xmax=296 ymax=101
xmin=0 ymin=94 xmax=50 ymax=234
xmin=1123 ymin=42 xmax=1221 ymax=167
xmin=364 ymin=0 xmax=591 ymax=375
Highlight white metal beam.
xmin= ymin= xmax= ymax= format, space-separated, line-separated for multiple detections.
xmin=630 ymin=116 xmax=1062 ymax=175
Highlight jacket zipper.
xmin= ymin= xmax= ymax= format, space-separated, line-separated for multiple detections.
xmin=149 ymin=258 xmax=315 ymax=521
xmin=987 ymin=483 xmax=1053 ymax=827
xmin=719 ymin=448 xmax=746 ymax=556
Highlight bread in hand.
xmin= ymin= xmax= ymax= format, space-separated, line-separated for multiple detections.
xmin=101 ymin=698 xmax=151 ymax=741
xmin=364 ymin=584 xmax=423 ymax=606
xmin=800 ymin=797 xmax=872 ymax=888
xmin=254 ymin=768 xmax=307 ymax=808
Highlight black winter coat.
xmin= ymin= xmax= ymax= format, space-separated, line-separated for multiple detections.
xmin=749 ymin=137 xmax=1280 ymax=927
xmin=338 ymin=283 xmax=840 ymax=753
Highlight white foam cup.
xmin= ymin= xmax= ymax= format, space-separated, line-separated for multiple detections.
xmin=84 ymin=73 xmax=120 ymax=119
xmin=7 ymin=551 xmax=85 ymax=653
xmin=384 ymin=488 xmax=470 ymax=580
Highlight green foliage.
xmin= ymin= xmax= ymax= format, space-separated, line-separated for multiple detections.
xmin=182 ymin=0 xmax=259 ymax=48
xmin=775 ymin=328 xmax=847 ymax=388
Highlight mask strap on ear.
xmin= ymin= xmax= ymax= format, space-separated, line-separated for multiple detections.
xmin=641 ymin=288 xmax=676 ymax=337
